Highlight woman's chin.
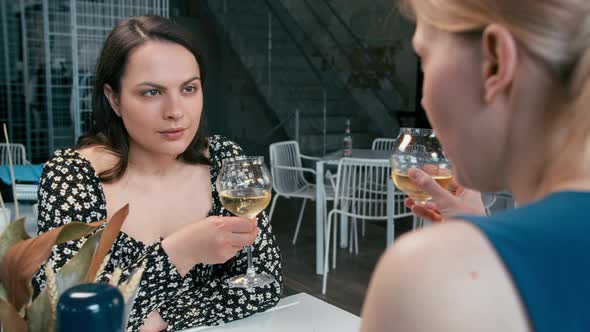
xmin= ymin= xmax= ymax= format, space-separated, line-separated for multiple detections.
xmin=155 ymin=141 xmax=192 ymax=157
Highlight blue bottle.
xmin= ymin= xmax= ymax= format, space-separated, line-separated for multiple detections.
xmin=56 ymin=283 xmax=125 ymax=332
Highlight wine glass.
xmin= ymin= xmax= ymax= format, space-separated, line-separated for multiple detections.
xmin=217 ymin=156 xmax=275 ymax=288
xmin=389 ymin=128 xmax=453 ymax=204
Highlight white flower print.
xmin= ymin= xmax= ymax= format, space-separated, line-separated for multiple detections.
xmin=32 ymin=137 xmax=282 ymax=332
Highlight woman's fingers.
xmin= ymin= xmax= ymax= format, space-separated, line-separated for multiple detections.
xmin=227 ymin=229 xmax=259 ymax=247
xmin=411 ymin=204 xmax=443 ymax=222
xmin=408 ymin=168 xmax=454 ymax=202
xmin=406 ymin=197 xmax=440 ymax=213
xmin=220 ymin=217 xmax=257 ymax=233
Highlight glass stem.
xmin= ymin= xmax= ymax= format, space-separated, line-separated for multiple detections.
xmin=246 ymin=245 xmax=255 ymax=276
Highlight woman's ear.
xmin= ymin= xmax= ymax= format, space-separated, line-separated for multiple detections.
xmin=481 ymin=24 xmax=518 ymax=103
xmin=103 ymin=84 xmax=121 ymax=117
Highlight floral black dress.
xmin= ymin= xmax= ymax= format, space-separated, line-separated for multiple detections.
xmin=32 ymin=136 xmax=283 ymax=331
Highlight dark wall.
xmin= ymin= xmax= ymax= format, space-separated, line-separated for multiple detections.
xmin=414 ymin=60 xmax=430 ymax=129
xmin=170 ymin=1 xmax=287 ymax=158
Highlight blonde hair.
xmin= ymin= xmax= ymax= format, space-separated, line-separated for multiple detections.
xmin=400 ymin=0 xmax=590 ymax=96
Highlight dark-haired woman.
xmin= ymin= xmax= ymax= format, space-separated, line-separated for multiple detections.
xmin=33 ymin=16 xmax=282 ymax=332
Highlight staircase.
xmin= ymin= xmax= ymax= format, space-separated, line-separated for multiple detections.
xmin=205 ymin=0 xmax=400 ymax=155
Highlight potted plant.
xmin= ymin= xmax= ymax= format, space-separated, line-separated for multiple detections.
xmin=0 ymin=205 xmax=143 ymax=332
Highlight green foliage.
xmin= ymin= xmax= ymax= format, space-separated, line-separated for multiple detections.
xmin=0 ymin=205 xmax=133 ymax=332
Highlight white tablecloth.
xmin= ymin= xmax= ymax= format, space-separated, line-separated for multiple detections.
xmin=182 ymin=293 xmax=361 ymax=332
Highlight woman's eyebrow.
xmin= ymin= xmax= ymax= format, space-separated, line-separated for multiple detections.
xmin=136 ymin=76 xmax=201 ymax=89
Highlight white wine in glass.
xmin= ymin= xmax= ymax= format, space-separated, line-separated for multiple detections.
xmin=390 ymin=128 xmax=453 ymax=204
xmin=218 ymin=156 xmax=275 ymax=288
xmin=219 ymin=188 xmax=272 ymax=219
xmin=391 ymin=169 xmax=453 ymax=203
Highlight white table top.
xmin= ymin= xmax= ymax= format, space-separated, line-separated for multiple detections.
xmin=322 ymin=149 xmax=391 ymax=162
xmin=182 ymin=293 xmax=361 ymax=332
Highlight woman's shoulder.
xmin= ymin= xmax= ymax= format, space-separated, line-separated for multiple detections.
xmin=42 ymin=146 xmax=118 ymax=183
xmin=43 ymin=148 xmax=97 ymax=176
xmin=208 ymin=135 xmax=244 ymax=160
xmin=379 ymin=221 xmax=499 ymax=279
xmin=361 ymin=221 xmax=530 ymax=331
xmin=76 ymin=145 xmax=120 ymax=176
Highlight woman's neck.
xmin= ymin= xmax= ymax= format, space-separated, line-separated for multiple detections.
xmin=504 ymin=69 xmax=590 ymax=204
xmin=508 ymin=118 xmax=590 ymax=205
xmin=511 ymin=159 xmax=590 ymax=205
xmin=127 ymin=143 xmax=183 ymax=178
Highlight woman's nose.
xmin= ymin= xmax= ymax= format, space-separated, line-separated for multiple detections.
xmin=162 ymin=94 xmax=184 ymax=120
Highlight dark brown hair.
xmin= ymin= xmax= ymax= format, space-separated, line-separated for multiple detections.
xmin=77 ymin=15 xmax=209 ymax=182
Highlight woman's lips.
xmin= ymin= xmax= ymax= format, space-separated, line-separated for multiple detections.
xmin=159 ymin=128 xmax=185 ymax=140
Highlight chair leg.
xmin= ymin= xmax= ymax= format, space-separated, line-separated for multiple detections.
xmin=349 ymin=204 xmax=357 ymax=253
xmin=326 ymin=200 xmax=337 ymax=269
xmin=362 ymin=220 xmax=366 ymax=237
xmin=349 ymin=219 xmax=359 ymax=254
xmin=292 ymin=198 xmax=308 ymax=245
xmin=341 ymin=202 xmax=352 ymax=249
xmin=349 ymin=219 xmax=354 ymax=254
xmin=323 ymin=200 xmax=328 ymax=249
xmin=323 ymin=200 xmax=329 ymax=234
xmin=268 ymin=194 xmax=280 ymax=222
xmin=354 ymin=220 xmax=359 ymax=255
xmin=332 ymin=213 xmax=337 ymax=269
xmin=322 ymin=212 xmax=334 ymax=295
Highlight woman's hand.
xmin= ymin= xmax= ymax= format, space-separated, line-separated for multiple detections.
xmin=404 ymin=168 xmax=486 ymax=222
xmin=162 ymin=216 xmax=258 ymax=276
xmin=139 ymin=311 xmax=168 ymax=332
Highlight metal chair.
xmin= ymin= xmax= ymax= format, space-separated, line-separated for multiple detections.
xmin=1 ymin=143 xmax=36 ymax=203
xmin=322 ymin=158 xmax=413 ymax=294
xmin=268 ymin=141 xmax=334 ymax=244
xmin=354 ymin=137 xmax=396 ymax=237
xmin=15 ymin=184 xmax=38 ymax=202
xmin=0 ymin=143 xmax=30 ymax=165
xmin=371 ymin=138 xmax=397 ymax=152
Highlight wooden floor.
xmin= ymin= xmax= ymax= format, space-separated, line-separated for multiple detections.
xmin=270 ymin=197 xmax=414 ymax=316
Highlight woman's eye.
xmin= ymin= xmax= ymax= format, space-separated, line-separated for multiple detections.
xmin=143 ymin=89 xmax=160 ymax=97
xmin=183 ymin=85 xmax=198 ymax=94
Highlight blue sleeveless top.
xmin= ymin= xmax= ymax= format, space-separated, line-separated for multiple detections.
xmin=464 ymin=191 xmax=590 ymax=332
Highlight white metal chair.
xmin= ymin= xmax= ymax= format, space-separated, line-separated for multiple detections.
xmin=1 ymin=143 xmax=36 ymax=203
xmin=322 ymin=158 xmax=413 ymax=294
xmin=268 ymin=141 xmax=334 ymax=244
xmin=371 ymin=138 xmax=397 ymax=152
xmin=15 ymin=184 xmax=38 ymax=202
xmin=0 ymin=143 xmax=30 ymax=165
xmin=356 ymin=137 xmax=397 ymax=237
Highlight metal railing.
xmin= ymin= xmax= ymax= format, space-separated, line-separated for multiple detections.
xmin=1 ymin=0 xmax=169 ymax=162
xmin=208 ymin=0 xmax=403 ymax=155
xmin=209 ymin=0 xmax=335 ymax=155
xmin=299 ymin=0 xmax=399 ymax=112
xmin=318 ymin=0 xmax=403 ymax=94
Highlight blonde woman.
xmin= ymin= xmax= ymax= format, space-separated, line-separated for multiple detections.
xmin=362 ymin=1 xmax=590 ymax=331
